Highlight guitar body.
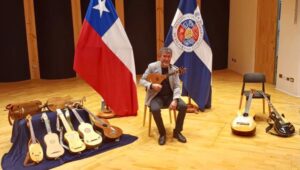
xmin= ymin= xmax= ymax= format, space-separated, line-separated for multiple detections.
xmin=28 ymin=139 xmax=44 ymax=163
xmin=231 ymin=111 xmax=256 ymax=136
xmin=103 ymin=126 xmax=123 ymax=139
xmin=94 ymin=120 xmax=123 ymax=139
xmin=64 ymin=131 xmax=86 ymax=153
xmin=44 ymin=133 xmax=65 ymax=159
xmin=78 ymin=123 xmax=102 ymax=148
xmin=147 ymin=73 xmax=166 ymax=84
xmin=269 ymin=112 xmax=295 ymax=137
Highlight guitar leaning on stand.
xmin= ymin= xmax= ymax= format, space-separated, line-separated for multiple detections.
xmin=41 ymin=113 xmax=65 ymax=159
xmin=68 ymin=106 xmax=102 ymax=148
xmin=231 ymin=90 xmax=256 ymax=136
xmin=257 ymin=90 xmax=295 ymax=137
xmin=24 ymin=115 xmax=44 ymax=166
xmin=56 ymin=109 xmax=86 ymax=153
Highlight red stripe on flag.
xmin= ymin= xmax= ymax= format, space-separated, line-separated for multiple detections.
xmin=74 ymin=20 xmax=138 ymax=116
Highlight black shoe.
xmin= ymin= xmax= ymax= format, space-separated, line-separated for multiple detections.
xmin=173 ymin=132 xmax=187 ymax=143
xmin=158 ymin=135 xmax=166 ymax=145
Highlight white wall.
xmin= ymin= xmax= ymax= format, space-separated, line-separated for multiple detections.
xmin=276 ymin=0 xmax=300 ymax=97
xmin=228 ymin=0 xmax=257 ymax=74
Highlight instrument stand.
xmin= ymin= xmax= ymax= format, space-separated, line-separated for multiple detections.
xmin=97 ymin=107 xmax=115 ymax=119
xmin=97 ymin=103 xmax=115 ymax=119
xmin=186 ymin=97 xmax=200 ymax=113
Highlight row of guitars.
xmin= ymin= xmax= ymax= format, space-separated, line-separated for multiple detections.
xmin=25 ymin=106 xmax=123 ymax=164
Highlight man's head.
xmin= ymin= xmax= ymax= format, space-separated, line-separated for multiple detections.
xmin=159 ymin=47 xmax=172 ymax=68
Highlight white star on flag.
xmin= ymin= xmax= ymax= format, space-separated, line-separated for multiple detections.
xmin=93 ymin=0 xmax=110 ymax=17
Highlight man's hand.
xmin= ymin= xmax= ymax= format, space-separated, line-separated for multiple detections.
xmin=169 ymin=100 xmax=177 ymax=110
xmin=151 ymin=84 xmax=162 ymax=91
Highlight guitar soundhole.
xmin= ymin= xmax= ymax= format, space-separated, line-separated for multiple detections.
xmin=243 ymin=113 xmax=249 ymax=116
xmin=155 ymin=78 xmax=159 ymax=81
xmin=103 ymin=124 xmax=108 ymax=127
xmin=84 ymin=128 xmax=91 ymax=133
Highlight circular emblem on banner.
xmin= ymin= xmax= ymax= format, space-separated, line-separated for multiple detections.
xmin=172 ymin=13 xmax=204 ymax=52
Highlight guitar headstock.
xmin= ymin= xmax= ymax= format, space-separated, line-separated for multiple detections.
xmin=41 ymin=113 xmax=48 ymax=121
xmin=177 ymin=67 xmax=187 ymax=75
xmin=26 ymin=114 xmax=32 ymax=121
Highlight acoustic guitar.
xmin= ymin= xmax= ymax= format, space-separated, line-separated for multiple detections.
xmin=68 ymin=106 xmax=102 ymax=148
xmin=231 ymin=91 xmax=256 ymax=136
xmin=56 ymin=109 xmax=86 ymax=153
xmin=41 ymin=113 xmax=64 ymax=159
xmin=257 ymin=90 xmax=295 ymax=137
xmin=80 ymin=106 xmax=123 ymax=140
xmin=146 ymin=67 xmax=186 ymax=84
xmin=26 ymin=115 xmax=44 ymax=163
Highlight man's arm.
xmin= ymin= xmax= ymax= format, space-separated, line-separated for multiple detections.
xmin=139 ymin=64 xmax=153 ymax=90
xmin=172 ymin=72 xmax=181 ymax=100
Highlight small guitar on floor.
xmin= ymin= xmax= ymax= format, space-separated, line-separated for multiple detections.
xmin=68 ymin=106 xmax=102 ymax=148
xmin=57 ymin=109 xmax=86 ymax=153
xmin=231 ymin=90 xmax=256 ymax=136
xmin=257 ymin=90 xmax=295 ymax=137
xmin=41 ymin=113 xmax=64 ymax=159
xmin=78 ymin=105 xmax=123 ymax=140
xmin=25 ymin=115 xmax=44 ymax=164
xmin=146 ymin=67 xmax=186 ymax=84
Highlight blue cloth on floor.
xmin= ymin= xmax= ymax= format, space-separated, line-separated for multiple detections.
xmin=1 ymin=110 xmax=138 ymax=170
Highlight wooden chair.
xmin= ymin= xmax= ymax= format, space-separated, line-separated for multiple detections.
xmin=143 ymin=104 xmax=176 ymax=137
xmin=239 ymin=73 xmax=271 ymax=114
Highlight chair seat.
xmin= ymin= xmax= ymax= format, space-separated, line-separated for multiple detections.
xmin=243 ymin=91 xmax=270 ymax=99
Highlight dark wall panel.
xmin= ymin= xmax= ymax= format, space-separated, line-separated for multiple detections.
xmin=34 ymin=0 xmax=75 ymax=79
xmin=202 ymin=0 xmax=229 ymax=70
xmin=80 ymin=0 xmax=89 ymax=21
xmin=0 ymin=1 xmax=30 ymax=82
xmin=125 ymin=0 xmax=156 ymax=74
xmin=164 ymin=0 xmax=180 ymax=38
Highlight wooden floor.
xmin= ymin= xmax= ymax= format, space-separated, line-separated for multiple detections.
xmin=0 ymin=70 xmax=300 ymax=170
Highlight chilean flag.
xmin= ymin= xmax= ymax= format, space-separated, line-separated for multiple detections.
xmin=165 ymin=0 xmax=212 ymax=110
xmin=74 ymin=0 xmax=138 ymax=116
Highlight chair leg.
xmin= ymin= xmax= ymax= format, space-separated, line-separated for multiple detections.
xmin=143 ymin=105 xmax=147 ymax=127
xmin=239 ymin=95 xmax=243 ymax=110
xmin=148 ymin=110 xmax=152 ymax=137
xmin=263 ymin=99 xmax=265 ymax=114
xmin=173 ymin=110 xmax=177 ymax=122
xmin=169 ymin=109 xmax=172 ymax=124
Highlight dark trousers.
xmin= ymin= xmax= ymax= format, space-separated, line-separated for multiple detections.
xmin=149 ymin=95 xmax=187 ymax=136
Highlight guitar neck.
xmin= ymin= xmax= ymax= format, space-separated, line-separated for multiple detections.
xmin=244 ymin=92 xmax=253 ymax=113
xmin=257 ymin=91 xmax=280 ymax=115
xmin=71 ymin=108 xmax=84 ymax=123
xmin=41 ymin=113 xmax=52 ymax=134
xmin=166 ymin=69 xmax=179 ymax=78
xmin=65 ymin=109 xmax=75 ymax=130
xmin=57 ymin=109 xmax=73 ymax=132
xmin=27 ymin=118 xmax=37 ymax=143
xmin=81 ymin=106 xmax=108 ymax=126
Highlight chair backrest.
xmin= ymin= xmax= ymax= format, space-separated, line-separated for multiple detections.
xmin=241 ymin=73 xmax=266 ymax=94
xmin=243 ymin=73 xmax=266 ymax=83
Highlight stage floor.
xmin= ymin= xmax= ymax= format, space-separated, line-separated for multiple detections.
xmin=1 ymin=69 xmax=300 ymax=170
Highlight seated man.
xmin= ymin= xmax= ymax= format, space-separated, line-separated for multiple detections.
xmin=140 ymin=47 xmax=187 ymax=145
